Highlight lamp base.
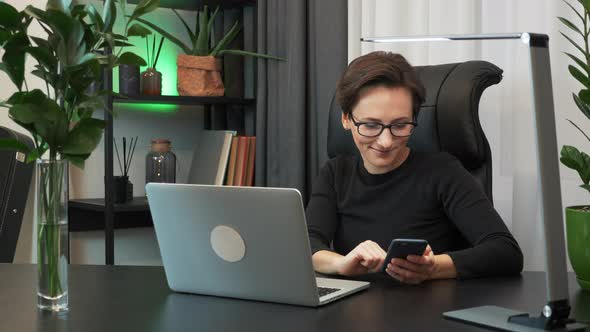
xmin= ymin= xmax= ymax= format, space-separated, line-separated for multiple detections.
xmin=443 ymin=306 xmax=586 ymax=331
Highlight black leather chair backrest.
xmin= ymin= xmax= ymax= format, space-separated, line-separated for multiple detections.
xmin=0 ymin=127 xmax=34 ymax=263
xmin=327 ymin=61 xmax=503 ymax=202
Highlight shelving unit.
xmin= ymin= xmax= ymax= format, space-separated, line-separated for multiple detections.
xmin=127 ymin=0 xmax=255 ymax=11
xmin=69 ymin=198 xmax=152 ymax=232
xmin=113 ymin=95 xmax=255 ymax=105
xmin=69 ymin=0 xmax=257 ymax=265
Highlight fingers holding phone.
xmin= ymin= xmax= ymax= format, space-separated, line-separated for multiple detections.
xmin=386 ymin=245 xmax=436 ymax=284
xmin=382 ymin=239 xmax=434 ymax=284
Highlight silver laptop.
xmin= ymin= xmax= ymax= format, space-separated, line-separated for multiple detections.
xmin=145 ymin=183 xmax=370 ymax=307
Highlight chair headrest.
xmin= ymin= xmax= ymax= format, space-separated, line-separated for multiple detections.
xmin=327 ymin=60 xmax=503 ymax=171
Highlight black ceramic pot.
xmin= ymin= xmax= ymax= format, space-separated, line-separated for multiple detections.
xmin=119 ymin=64 xmax=140 ymax=96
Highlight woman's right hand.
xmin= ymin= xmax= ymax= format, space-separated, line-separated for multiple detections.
xmin=337 ymin=240 xmax=386 ymax=276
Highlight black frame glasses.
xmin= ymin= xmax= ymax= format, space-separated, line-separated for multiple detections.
xmin=349 ymin=114 xmax=418 ymax=138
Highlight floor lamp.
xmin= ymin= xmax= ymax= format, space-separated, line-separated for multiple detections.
xmin=361 ymin=33 xmax=586 ymax=331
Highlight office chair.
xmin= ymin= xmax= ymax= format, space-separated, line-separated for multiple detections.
xmin=0 ymin=127 xmax=34 ymax=262
xmin=327 ymin=61 xmax=503 ymax=203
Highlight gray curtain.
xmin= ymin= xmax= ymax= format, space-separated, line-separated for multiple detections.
xmin=255 ymin=0 xmax=348 ymax=203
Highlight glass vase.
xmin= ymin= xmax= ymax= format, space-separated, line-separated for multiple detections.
xmin=141 ymin=67 xmax=162 ymax=96
xmin=36 ymin=159 xmax=69 ymax=312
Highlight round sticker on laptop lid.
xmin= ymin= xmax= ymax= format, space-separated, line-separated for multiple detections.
xmin=210 ymin=225 xmax=246 ymax=262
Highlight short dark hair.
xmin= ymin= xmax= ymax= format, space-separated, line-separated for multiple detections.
xmin=336 ymin=51 xmax=426 ymax=120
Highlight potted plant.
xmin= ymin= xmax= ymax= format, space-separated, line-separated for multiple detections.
xmin=0 ymin=0 xmax=154 ymax=311
xmin=115 ymin=0 xmax=156 ymax=96
xmin=558 ymin=0 xmax=590 ymax=292
xmin=135 ymin=5 xmax=284 ymax=96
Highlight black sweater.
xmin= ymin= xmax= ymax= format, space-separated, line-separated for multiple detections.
xmin=305 ymin=151 xmax=523 ymax=279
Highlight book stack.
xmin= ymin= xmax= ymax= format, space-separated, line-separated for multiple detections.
xmin=225 ymin=136 xmax=256 ymax=186
xmin=186 ymin=130 xmax=256 ymax=186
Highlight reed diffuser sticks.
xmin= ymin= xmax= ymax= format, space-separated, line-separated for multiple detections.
xmin=114 ymin=136 xmax=138 ymax=177
xmin=145 ymin=34 xmax=164 ymax=69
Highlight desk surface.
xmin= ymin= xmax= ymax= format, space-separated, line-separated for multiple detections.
xmin=2 ymin=264 xmax=589 ymax=332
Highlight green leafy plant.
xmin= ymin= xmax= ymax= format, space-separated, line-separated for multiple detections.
xmin=559 ymin=0 xmax=590 ymax=195
xmin=0 ymin=0 xmax=158 ymax=166
xmin=0 ymin=0 xmax=157 ymax=309
xmin=134 ymin=5 xmax=284 ymax=60
xmin=115 ymin=0 xmax=155 ymax=58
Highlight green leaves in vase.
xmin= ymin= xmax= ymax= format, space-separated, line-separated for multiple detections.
xmin=1 ymin=88 xmax=107 ymax=167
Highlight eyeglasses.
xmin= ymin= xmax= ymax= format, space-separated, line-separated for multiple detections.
xmin=349 ymin=114 xmax=418 ymax=138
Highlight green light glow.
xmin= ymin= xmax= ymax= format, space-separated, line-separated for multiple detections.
xmin=114 ymin=38 xmax=179 ymax=96
xmin=117 ymin=103 xmax=179 ymax=113
xmin=112 ymin=7 xmax=193 ymax=97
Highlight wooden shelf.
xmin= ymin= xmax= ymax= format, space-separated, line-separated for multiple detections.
xmin=69 ymin=197 xmax=152 ymax=232
xmin=114 ymin=95 xmax=255 ymax=106
xmin=127 ymin=0 xmax=255 ymax=11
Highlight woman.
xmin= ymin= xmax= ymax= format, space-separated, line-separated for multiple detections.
xmin=306 ymin=51 xmax=523 ymax=284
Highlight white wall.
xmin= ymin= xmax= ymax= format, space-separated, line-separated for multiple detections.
xmin=3 ymin=0 xmax=204 ymax=265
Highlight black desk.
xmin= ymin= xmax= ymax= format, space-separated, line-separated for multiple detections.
xmin=2 ymin=264 xmax=589 ymax=331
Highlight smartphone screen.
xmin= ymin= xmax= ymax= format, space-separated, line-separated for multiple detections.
xmin=382 ymin=239 xmax=428 ymax=273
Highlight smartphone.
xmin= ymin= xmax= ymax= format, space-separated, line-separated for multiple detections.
xmin=382 ymin=239 xmax=428 ymax=273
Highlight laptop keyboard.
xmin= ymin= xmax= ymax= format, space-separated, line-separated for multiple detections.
xmin=318 ymin=287 xmax=341 ymax=297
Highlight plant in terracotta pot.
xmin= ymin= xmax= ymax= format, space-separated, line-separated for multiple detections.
xmin=558 ymin=0 xmax=590 ymax=292
xmin=0 ymin=0 xmax=150 ymax=311
xmin=135 ymin=5 xmax=284 ymax=96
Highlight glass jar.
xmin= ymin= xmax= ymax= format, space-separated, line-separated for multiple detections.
xmin=141 ymin=67 xmax=162 ymax=96
xmin=146 ymin=139 xmax=176 ymax=184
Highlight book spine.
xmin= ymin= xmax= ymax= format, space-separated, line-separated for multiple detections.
xmin=226 ymin=136 xmax=240 ymax=186
xmin=245 ymin=136 xmax=256 ymax=186
xmin=216 ymin=133 xmax=234 ymax=185
xmin=234 ymin=136 xmax=249 ymax=186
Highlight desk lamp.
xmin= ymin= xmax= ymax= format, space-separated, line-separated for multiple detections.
xmin=361 ymin=33 xmax=586 ymax=331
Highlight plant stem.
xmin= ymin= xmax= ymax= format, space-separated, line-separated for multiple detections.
xmin=38 ymin=60 xmax=51 ymax=99
xmin=567 ymin=119 xmax=590 ymax=144
xmin=39 ymin=153 xmax=66 ymax=301
xmin=585 ymin=9 xmax=589 ymax=68
xmin=66 ymin=94 xmax=77 ymax=123
xmin=32 ymin=136 xmax=39 ymax=153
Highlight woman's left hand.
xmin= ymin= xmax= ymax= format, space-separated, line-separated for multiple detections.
xmin=384 ymin=245 xmax=437 ymax=284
